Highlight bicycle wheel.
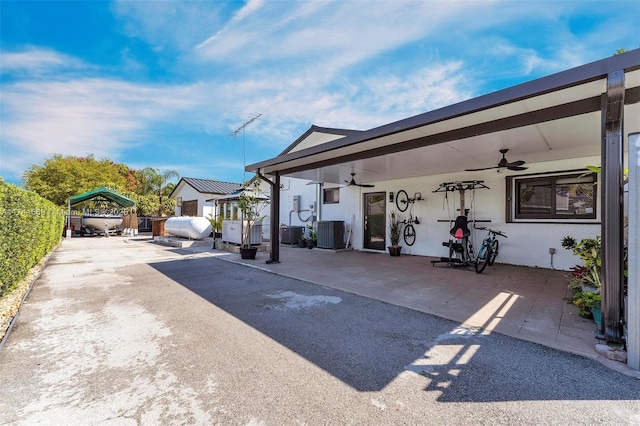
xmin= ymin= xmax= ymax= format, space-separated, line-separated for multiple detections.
xmin=475 ymin=244 xmax=490 ymax=273
xmin=403 ymin=223 xmax=416 ymax=246
xmin=396 ymin=189 xmax=409 ymax=212
xmin=488 ymin=239 xmax=499 ymax=266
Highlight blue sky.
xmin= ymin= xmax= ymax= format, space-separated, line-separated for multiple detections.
xmin=1 ymin=1 xmax=638 ymax=186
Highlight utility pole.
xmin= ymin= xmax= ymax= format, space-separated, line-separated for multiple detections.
xmin=229 ymin=113 xmax=262 ymax=181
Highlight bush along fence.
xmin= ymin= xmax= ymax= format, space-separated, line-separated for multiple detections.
xmin=0 ymin=181 xmax=64 ymax=297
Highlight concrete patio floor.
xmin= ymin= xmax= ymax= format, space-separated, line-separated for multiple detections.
xmin=177 ymin=240 xmax=637 ymax=377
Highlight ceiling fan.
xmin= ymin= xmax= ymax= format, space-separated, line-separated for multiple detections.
xmin=344 ymin=172 xmax=375 ymax=188
xmin=464 ymin=149 xmax=528 ymax=172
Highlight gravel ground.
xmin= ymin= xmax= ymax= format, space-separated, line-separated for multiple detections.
xmin=0 ymin=252 xmax=52 ymax=343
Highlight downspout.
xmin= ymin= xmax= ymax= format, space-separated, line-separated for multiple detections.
xmin=257 ymin=170 xmax=280 ymax=264
xmin=317 ymin=182 xmax=322 ymax=221
xmin=601 ymin=70 xmax=625 ymax=343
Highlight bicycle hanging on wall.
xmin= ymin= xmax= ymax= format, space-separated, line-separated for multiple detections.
xmin=395 ymin=190 xmax=423 ymax=246
xmin=430 ymin=180 xmax=490 ymax=270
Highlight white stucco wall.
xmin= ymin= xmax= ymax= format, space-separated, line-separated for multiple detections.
xmin=279 ymin=177 xmax=318 ymax=228
xmin=368 ymin=155 xmax=601 ymax=270
xmin=171 ymin=184 xmax=218 ymax=219
xmin=279 ymin=155 xmax=607 ymax=271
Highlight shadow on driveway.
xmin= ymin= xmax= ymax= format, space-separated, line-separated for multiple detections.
xmin=148 ymin=256 xmax=640 ymax=401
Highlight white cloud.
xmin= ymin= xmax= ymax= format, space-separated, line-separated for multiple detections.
xmin=194 ymin=0 xmax=469 ymax=71
xmin=0 ymin=51 xmax=471 ymax=181
xmin=4 ymin=0 xmax=637 ymax=184
xmin=1 ymin=78 xmax=201 ymax=161
xmin=111 ymin=0 xmax=229 ymax=52
xmin=0 ymin=47 xmax=88 ymax=75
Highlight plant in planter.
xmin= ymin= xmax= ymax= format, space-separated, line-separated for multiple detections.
xmin=572 ymin=291 xmax=601 ymax=319
xmin=387 ymin=211 xmax=404 ymax=256
xmin=206 ymin=213 xmax=223 ymax=238
xmin=562 ymin=235 xmax=602 ymax=323
xmin=565 ymin=265 xmax=589 ymax=295
xmin=562 ymin=235 xmax=602 ymax=291
xmin=237 ymin=179 xmax=268 ymax=259
xmin=298 ymin=231 xmax=307 ymax=248
xmin=306 ymin=225 xmax=317 ymax=249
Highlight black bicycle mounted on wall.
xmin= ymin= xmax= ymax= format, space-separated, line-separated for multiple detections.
xmin=395 ymin=190 xmax=423 ymax=246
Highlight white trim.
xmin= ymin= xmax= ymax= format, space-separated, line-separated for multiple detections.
xmin=627 ymin=132 xmax=639 ymax=371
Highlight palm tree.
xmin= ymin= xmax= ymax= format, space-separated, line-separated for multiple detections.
xmin=140 ymin=168 xmax=179 ymax=216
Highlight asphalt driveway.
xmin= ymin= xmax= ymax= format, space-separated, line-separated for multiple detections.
xmin=1 ymin=237 xmax=639 ymax=425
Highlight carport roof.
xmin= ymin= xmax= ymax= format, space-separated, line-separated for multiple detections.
xmin=246 ymin=49 xmax=640 ymax=185
xmin=69 ymin=187 xmax=135 ymax=207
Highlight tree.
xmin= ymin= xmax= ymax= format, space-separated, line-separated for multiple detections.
xmin=22 ymin=154 xmax=129 ymax=206
xmin=139 ymin=168 xmax=179 ymax=216
xmin=237 ymin=179 xmax=269 ymax=249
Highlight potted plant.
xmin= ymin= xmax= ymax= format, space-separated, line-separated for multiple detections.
xmin=237 ymin=179 xmax=268 ymax=259
xmin=296 ymin=227 xmax=307 ymax=248
xmin=388 ymin=211 xmax=403 ymax=256
xmin=206 ymin=213 xmax=223 ymax=239
xmin=590 ymin=293 xmax=602 ymax=329
xmin=561 ymin=235 xmax=603 ymax=325
xmin=306 ymin=225 xmax=317 ymax=249
xmin=561 ymin=235 xmax=601 ymax=289
xmin=565 ymin=265 xmax=589 ymax=295
xmin=572 ymin=290 xmax=599 ymax=317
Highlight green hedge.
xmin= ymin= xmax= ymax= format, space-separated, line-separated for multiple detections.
xmin=0 ymin=181 xmax=64 ymax=297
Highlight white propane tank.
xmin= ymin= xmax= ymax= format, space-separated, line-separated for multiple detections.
xmin=165 ymin=216 xmax=212 ymax=240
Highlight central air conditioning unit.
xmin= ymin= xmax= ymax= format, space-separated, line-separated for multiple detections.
xmin=317 ymin=221 xmax=345 ymax=249
xmin=280 ymin=225 xmax=304 ymax=245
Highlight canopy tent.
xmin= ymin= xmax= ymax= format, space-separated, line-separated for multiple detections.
xmin=69 ymin=186 xmax=135 ymax=207
xmin=66 ymin=187 xmax=136 ymax=237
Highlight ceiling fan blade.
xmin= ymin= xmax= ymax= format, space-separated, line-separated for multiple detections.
xmin=507 ymin=165 xmax=528 ymax=171
xmin=464 ymin=166 xmax=499 ymax=172
xmin=357 ymin=183 xmax=375 ymax=188
xmin=508 ymin=160 xmax=526 ymax=167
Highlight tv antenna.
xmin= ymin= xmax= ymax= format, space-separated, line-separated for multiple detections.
xmin=229 ymin=113 xmax=262 ymax=181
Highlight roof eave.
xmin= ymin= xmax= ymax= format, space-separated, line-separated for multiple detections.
xmin=246 ymin=48 xmax=640 ymax=174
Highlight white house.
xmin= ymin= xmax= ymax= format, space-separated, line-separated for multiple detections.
xmin=247 ymin=50 xmax=640 ymax=371
xmin=169 ymin=177 xmax=242 ymax=219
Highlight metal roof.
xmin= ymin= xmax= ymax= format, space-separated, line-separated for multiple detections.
xmin=246 ymin=49 xmax=640 ymax=185
xmin=174 ymin=177 xmax=243 ymax=196
xmin=207 ymin=190 xmax=269 ymax=202
xmin=68 ymin=187 xmax=135 ymax=207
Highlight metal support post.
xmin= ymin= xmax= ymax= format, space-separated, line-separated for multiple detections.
xmin=601 ymin=70 xmax=625 ymax=343
xmin=627 ymin=132 xmax=639 ymax=370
